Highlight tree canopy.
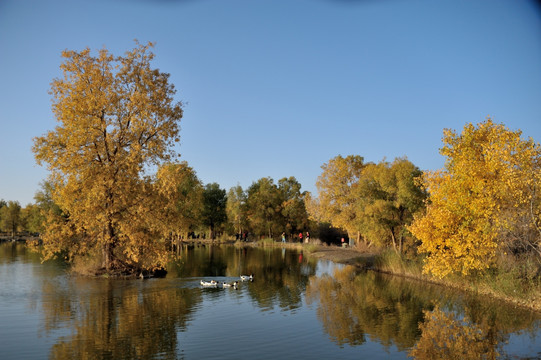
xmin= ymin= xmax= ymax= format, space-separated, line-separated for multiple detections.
xmin=32 ymin=42 xmax=183 ymax=274
xmin=410 ymin=118 xmax=541 ymax=277
xmin=315 ymin=155 xmax=365 ymax=243
xmin=0 ymin=201 xmax=22 ymax=238
xmin=202 ymin=183 xmax=227 ymax=240
xmin=312 ymin=155 xmax=425 ymax=251
xmin=154 ymin=162 xmax=203 ymax=241
xmin=355 ymin=158 xmax=426 ymax=253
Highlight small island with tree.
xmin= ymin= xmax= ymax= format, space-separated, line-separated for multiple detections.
xmin=32 ymin=41 xmax=184 ymax=277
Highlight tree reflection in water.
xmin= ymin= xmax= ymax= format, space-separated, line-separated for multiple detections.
xmin=306 ymin=266 xmax=540 ymax=358
xmin=169 ymin=244 xmax=317 ymax=311
xmin=37 ymin=245 xmax=319 ymax=359
xmin=39 ymin=277 xmax=201 ymax=359
xmin=410 ymin=307 xmax=501 ymax=359
xmin=306 ymin=266 xmax=427 ymax=350
xmin=25 ymin=244 xmax=540 ymax=359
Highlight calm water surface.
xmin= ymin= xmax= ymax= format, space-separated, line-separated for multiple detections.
xmin=0 ymin=242 xmax=540 ymax=359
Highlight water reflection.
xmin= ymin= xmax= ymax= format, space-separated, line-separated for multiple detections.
xmin=1 ymin=242 xmax=540 ymax=359
xmin=306 ymin=266 xmax=541 ymax=359
xmin=0 ymin=241 xmax=41 ymax=264
xmin=306 ymin=266 xmax=427 ymax=349
xmin=410 ymin=307 xmax=502 ymax=359
xmin=40 ymin=277 xmax=201 ymax=359
xmin=168 ymin=245 xmax=318 ymax=312
xmin=36 ymin=244 xmax=319 ymax=359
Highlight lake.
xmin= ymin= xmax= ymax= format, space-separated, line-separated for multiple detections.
xmin=0 ymin=242 xmax=540 ymax=359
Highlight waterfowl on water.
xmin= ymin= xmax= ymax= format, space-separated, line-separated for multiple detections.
xmin=240 ymin=274 xmax=253 ymax=281
xmin=222 ymin=281 xmax=238 ymax=288
xmin=200 ymin=280 xmax=218 ymax=287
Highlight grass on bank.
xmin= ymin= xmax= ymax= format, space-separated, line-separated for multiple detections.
xmin=372 ymin=249 xmax=541 ymax=311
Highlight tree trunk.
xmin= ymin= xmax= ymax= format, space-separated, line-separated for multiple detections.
xmin=103 ymin=221 xmax=115 ymax=272
xmin=390 ymin=228 xmax=398 ymax=253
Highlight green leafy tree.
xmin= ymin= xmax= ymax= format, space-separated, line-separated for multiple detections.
xmin=356 ymin=158 xmax=426 ymax=253
xmin=0 ymin=200 xmax=5 ymax=234
xmin=202 ymin=183 xmax=227 ymax=240
xmin=154 ymin=162 xmax=203 ymax=243
xmin=32 ymin=42 xmax=183 ymax=274
xmin=246 ymin=177 xmax=282 ymax=238
xmin=278 ymin=177 xmax=309 ymax=237
xmin=0 ymin=201 xmax=22 ymax=238
xmin=226 ymin=185 xmax=248 ymax=237
xmin=21 ymin=203 xmax=44 ymax=234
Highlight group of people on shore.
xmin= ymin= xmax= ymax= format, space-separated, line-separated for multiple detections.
xmin=281 ymin=231 xmax=310 ymax=243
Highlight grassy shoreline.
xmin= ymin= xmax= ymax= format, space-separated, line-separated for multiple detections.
xmin=333 ymin=247 xmax=541 ymax=313
xmin=64 ymin=236 xmax=541 ymax=311
xmin=211 ymin=238 xmax=541 ymax=313
xmin=370 ymin=250 xmax=541 ymax=312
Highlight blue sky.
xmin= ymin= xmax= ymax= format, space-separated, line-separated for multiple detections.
xmin=1 ymin=0 xmax=540 ymax=205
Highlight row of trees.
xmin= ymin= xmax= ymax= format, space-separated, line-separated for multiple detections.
xmin=0 ymin=200 xmax=43 ymax=237
xmin=26 ymin=116 xmax=540 ymax=279
xmin=307 ymin=155 xmax=427 ymax=254
xmin=23 ymin=42 xmax=541 ymax=278
xmin=26 ymin=42 xmax=313 ymax=275
xmin=2 ymin=172 xmax=311 ymax=243
xmin=149 ymin=163 xmax=311 ymax=242
xmin=306 ymin=119 xmax=541 ymax=279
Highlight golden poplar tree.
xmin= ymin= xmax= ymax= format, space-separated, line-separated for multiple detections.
xmin=315 ymin=155 xmax=365 ymax=244
xmin=33 ymin=42 xmax=183 ymax=274
xmin=355 ymin=158 xmax=426 ymax=253
xmin=154 ymin=162 xmax=203 ymax=243
xmin=410 ymin=118 xmax=541 ymax=278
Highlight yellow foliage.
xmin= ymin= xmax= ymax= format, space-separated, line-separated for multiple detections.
xmin=410 ymin=118 xmax=541 ymax=278
xmin=409 ymin=307 xmax=500 ymax=359
xmin=32 ymin=42 xmax=183 ymax=273
xmin=154 ymin=162 xmax=203 ymax=238
xmin=314 ymin=155 xmax=365 ymax=241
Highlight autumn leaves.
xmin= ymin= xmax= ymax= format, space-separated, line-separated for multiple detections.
xmin=33 ymin=42 xmax=183 ymax=273
xmin=311 ymin=118 xmax=541 ymax=279
xmin=32 ymin=43 xmax=541 ymax=279
xmin=410 ymin=119 xmax=541 ymax=278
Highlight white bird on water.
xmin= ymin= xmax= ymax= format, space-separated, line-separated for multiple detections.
xmin=240 ymin=274 xmax=253 ymax=281
xmin=222 ymin=281 xmax=238 ymax=288
xmin=200 ymin=280 xmax=218 ymax=287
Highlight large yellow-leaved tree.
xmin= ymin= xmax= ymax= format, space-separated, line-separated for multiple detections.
xmin=33 ymin=42 xmax=183 ymax=275
xmin=410 ymin=118 xmax=541 ymax=278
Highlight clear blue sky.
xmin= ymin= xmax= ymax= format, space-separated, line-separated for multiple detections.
xmin=1 ymin=0 xmax=540 ymax=205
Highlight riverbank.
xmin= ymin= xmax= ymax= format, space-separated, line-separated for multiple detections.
xmin=193 ymin=238 xmax=374 ymax=265
xmin=305 ymin=244 xmax=541 ymax=313
xmin=214 ymin=239 xmax=541 ymax=313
